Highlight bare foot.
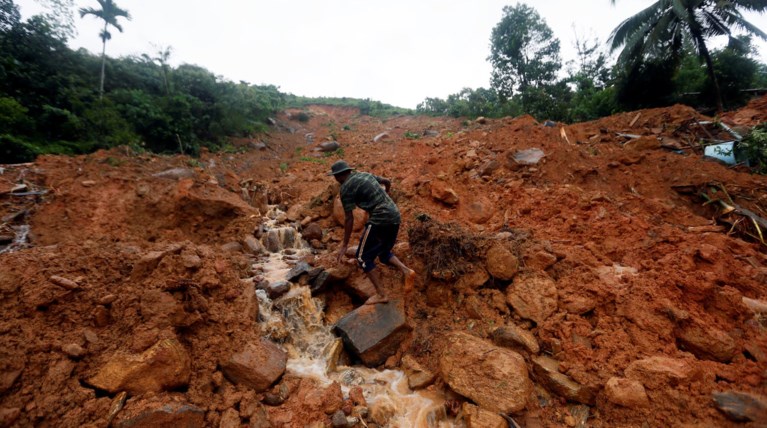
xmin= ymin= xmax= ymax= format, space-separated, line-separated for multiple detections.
xmin=403 ymin=269 xmax=417 ymax=294
xmin=364 ymin=294 xmax=390 ymax=305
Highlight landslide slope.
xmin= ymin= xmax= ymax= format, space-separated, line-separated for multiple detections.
xmin=0 ymin=101 xmax=766 ymax=427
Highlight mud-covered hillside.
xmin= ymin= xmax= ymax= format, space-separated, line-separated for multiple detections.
xmin=1 ymin=100 xmax=766 ymax=427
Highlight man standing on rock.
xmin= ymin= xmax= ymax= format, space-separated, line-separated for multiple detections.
xmin=330 ymin=160 xmax=416 ymax=304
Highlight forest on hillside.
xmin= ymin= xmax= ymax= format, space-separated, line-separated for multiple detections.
xmin=1 ymin=0 xmax=766 ymax=163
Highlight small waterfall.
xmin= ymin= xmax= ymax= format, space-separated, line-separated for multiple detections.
xmin=252 ymin=206 xmax=457 ymax=427
xmin=0 ymin=225 xmax=30 ymax=254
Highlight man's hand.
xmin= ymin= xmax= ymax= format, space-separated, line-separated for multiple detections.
xmin=336 ymin=244 xmax=348 ymax=263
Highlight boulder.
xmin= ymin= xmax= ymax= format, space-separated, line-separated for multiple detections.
xmin=713 ymin=391 xmax=767 ymax=422
xmin=492 ymin=324 xmax=540 ymax=354
xmin=439 ymin=331 xmax=531 ymax=414
xmin=485 ymin=244 xmax=518 ymax=281
xmin=401 ymin=355 xmax=436 ymax=390
xmin=302 ymin=222 xmax=323 ymax=241
xmin=455 ymin=268 xmax=490 ymax=292
xmin=87 ymin=339 xmax=191 ymax=394
xmin=605 ymin=377 xmax=650 ymax=408
xmin=286 ymin=261 xmax=312 ymax=282
xmin=333 ymin=197 xmax=368 ymax=232
xmin=463 ymin=198 xmax=494 ymax=224
xmin=532 ymin=356 xmax=596 ymax=405
xmin=625 ymin=356 xmax=699 ymax=389
xmin=318 ymin=141 xmax=341 ymax=152
xmin=459 ymin=402 xmax=506 ymax=428
xmin=334 ymin=300 xmax=412 ymax=367
xmin=506 ymin=272 xmax=558 ymax=324
xmin=675 ymin=321 xmax=737 ymax=363
xmin=114 ymin=396 xmax=204 ymax=428
xmin=508 ymin=148 xmax=545 ymax=168
xmin=242 ymin=235 xmax=265 ymax=255
xmin=430 ymin=182 xmax=459 ymax=206
xmin=222 ymin=339 xmax=287 ymax=392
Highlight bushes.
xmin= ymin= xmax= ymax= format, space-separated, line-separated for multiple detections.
xmin=740 ymin=124 xmax=767 ymax=174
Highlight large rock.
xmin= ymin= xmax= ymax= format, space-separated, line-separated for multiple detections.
xmin=333 ymin=197 xmax=368 ymax=232
xmin=439 ymin=331 xmax=532 ymax=413
xmin=459 ymin=402 xmax=507 ymax=428
xmin=455 ymin=268 xmax=490 ymax=292
xmin=675 ymin=321 xmax=737 ymax=363
xmin=334 ymin=300 xmax=412 ymax=367
xmin=605 ymin=377 xmax=649 ymax=408
xmin=713 ymin=391 xmax=767 ymax=422
xmin=222 ymin=338 xmax=287 ymax=392
xmin=463 ymin=199 xmax=494 ymax=224
xmin=532 ymin=356 xmax=596 ymax=405
xmin=485 ymin=244 xmax=518 ymax=281
xmin=87 ymin=339 xmax=191 ymax=394
xmin=430 ymin=182 xmax=459 ymax=206
xmin=318 ymin=141 xmax=341 ymax=152
xmin=302 ymin=222 xmax=323 ymax=241
xmin=114 ymin=396 xmax=204 ymax=428
xmin=506 ymin=272 xmax=558 ymax=324
xmin=625 ymin=356 xmax=699 ymax=389
xmin=492 ymin=324 xmax=540 ymax=354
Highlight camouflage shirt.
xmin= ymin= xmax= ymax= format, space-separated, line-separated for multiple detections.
xmin=340 ymin=172 xmax=401 ymax=225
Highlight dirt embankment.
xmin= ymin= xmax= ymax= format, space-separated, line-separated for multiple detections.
xmin=1 ymin=99 xmax=767 ymax=427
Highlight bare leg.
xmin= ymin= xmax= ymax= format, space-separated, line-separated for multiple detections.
xmin=388 ymin=255 xmax=417 ymax=294
xmin=364 ymin=268 xmax=389 ymax=304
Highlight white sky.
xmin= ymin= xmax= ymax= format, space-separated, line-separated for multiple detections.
xmin=15 ymin=0 xmax=767 ymax=108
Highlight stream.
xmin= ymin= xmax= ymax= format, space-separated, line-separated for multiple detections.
xmin=251 ymin=207 xmax=458 ymax=427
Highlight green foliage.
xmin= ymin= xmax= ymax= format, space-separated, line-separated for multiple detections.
xmin=488 ymin=3 xmax=561 ymax=99
xmin=0 ymin=133 xmax=35 ymax=163
xmin=286 ymin=95 xmax=412 ymax=118
xmin=279 ymin=162 xmax=288 ymax=173
xmin=404 ymin=131 xmax=421 ymax=140
xmin=0 ymin=96 xmax=30 ymax=131
xmin=299 ymin=156 xmax=327 ymax=164
xmin=740 ymin=124 xmax=767 ymax=174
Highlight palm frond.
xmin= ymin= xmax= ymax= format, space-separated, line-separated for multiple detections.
xmin=609 ymin=1 xmax=666 ymax=51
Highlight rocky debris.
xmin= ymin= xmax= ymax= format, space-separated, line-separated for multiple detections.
xmin=222 ymin=338 xmax=287 ymax=392
xmin=0 ymin=369 xmax=22 ymax=394
xmin=302 ymin=222 xmax=323 ymax=241
xmin=458 ymin=402 xmax=506 ymax=428
xmin=372 ymin=132 xmax=389 ymax=143
xmin=242 ymin=235 xmax=265 ymax=255
xmin=455 ymin=268 xmax=490 ymax=292
xmin=484 ymin=244 xmax=518 ymax=281
xmin=624 ymin=136 xmax=661 ymax=151
xmin=430 ymin=181 xmax=459 ymax=206
xmin=333 ymin=196 xmax=368 ymax=232
xmin=525 ymin=250 xmax=558 ymax=271
xmin=62 ymin=343 xmax=86 ymax=359
xmin=0 ymin=408 xmax=21 ymax=427
xmin=220 ymin=241 xmax=243 ymax=253
xmin=712 ymin=391 xmax=767 ymax=422
xmin=742 ymin=296 xmax=767 ymax=315
xmin=152 ymin=168 xmax=195 ymax=180
xmin=532 ymin=356 xmax=596 ymax=405
xmin=423 ymin=129 xmax=440 ymax=137
xmin=131 ymin=243 xmax=185 ymax=279
xmin=286 ymin=261 xmax=312 ymax=282
xmin=318 ymin=141 xmax=341 ymax=152
xmin=139 ymin=289 xmax=196 ymax=328
xmin=48 ymin=275 xmax=79 ymax=290
xmin=219 ymin=408 xmax=241 ymax=428
xmin=87 ymin=338 xmax=191 ymax=394
xmin=605 ymin=377 xmax=650 ymax=408
xmin=400 ymin=354 xmax=436 ymax=389
xmin=508 ymin=148 xmax=545 ymax=168
xmin=506 ymin=272 xmax=558 ymax=324
xmin=625 ymin=356 xmax=699 ymax=389
xmin=259 ymin=280 xmax=290 ymax=299
xmin=476 ymin=117 xmax=488 ymax=124
xmin=113 ymin=396 xmax=205 ymax=428
xmin=492 ymin=324 xmax=540 ymax=354
xmin=675 ymin=320 xmax=738 ymax=363
xmin=334 ymin=300 xmax=412 ymax=367
xmin=439 ymin=331 xmax=532 ymax=413
xmin=464 ymin=198 xmax=494 ymax=224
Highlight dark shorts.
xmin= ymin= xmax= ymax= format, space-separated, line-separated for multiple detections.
xmin=355 ymin=223 xmax=400 ymax=273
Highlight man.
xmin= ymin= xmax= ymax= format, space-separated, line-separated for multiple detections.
xmin=330 ymin=159 xmax=416 ymax=304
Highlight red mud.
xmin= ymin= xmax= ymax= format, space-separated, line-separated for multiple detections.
xmin=1 ymin=100 xmax=767 ymax=427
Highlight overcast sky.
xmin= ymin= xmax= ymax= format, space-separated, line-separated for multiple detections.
xmin=15 ymin=0 xmax=767 ymax=108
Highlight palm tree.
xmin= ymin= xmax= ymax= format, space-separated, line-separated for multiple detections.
xmin=609 ymin=0 xmax=767 ymax=112
xmin=79 ymin=0 xmax=130 ymax=99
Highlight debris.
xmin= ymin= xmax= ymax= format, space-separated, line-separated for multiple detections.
xmin=105 ymin=391 xmax=128 ymax=427
xmin=510 ymin=148 xmax=545 ymax=166
xmin=372 ymin=132 xmax=389 ymax=143
xmin=629 ymin=112 xmax=642 ymax=127
xmin=222 ymin=338 xmax=287 ymax=392
xmin=532 ymin=355 xmax=596 ymax=405
xmin=49 ymin=275 xmax=79 ymax=291
xmin=560 ymin=128 xmax=571 ymax=144
xmin=712 ymin=391 xmax=767 ymax=422
xmin=334 ymin=300 xmax=412 ymax=367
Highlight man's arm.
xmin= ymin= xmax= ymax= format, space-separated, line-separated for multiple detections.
xmin=375 ymin=175 xmax=391 ymax=193
xmin=337 ymin=210 xmax=354 ymax=262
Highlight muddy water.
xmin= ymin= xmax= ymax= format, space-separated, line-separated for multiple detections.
xmin=253 ymin=208 xmax=458 ymax=427
xmin=0 ymin=225 xmax=29 ymax=254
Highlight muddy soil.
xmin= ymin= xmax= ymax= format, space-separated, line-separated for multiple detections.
xmin=1 ymin=99 xmax=767 ymax=427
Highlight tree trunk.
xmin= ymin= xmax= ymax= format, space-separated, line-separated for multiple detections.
xmin=99 ymin=21 xmax=107 ymax=100
xmin=693 ymin=31 xmax=723 ymax=113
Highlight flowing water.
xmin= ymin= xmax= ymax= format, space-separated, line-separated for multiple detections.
xmin=252 ymin=207 xmax=458 ymax=427
xmin=0 ymin=225 xmax=30 ymax=254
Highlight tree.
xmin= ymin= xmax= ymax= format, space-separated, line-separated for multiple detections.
xmin=79 ymin=0 xmax=130 ymax=99
xmin=488 ymin=4 xmax=561 ymax=99
xmin=34 ymin=0 xmax=76 ymax=41
xmin=608 ymin=0 xmax=767 ymax=113
xmin=0 ymin=0 xmax=20 ymax=33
